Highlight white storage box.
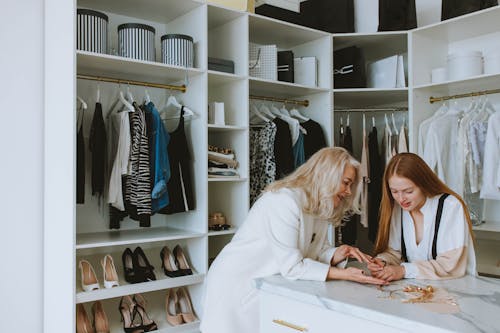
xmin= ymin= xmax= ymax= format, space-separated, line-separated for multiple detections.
xmin=77 ymin=9 xmax=108 ymax=54
xmin=446 ymin=51 xmax=483 ymax=81
xmin=294 ymin=57 xmax=317 ymax=87
xmin=431 ymin=67 xmax=447 ymax=84
xmin=249 ymin=43 xmax=277 ymax=81
xmin=118 ymin=23 xmax=156 ymax=62
xmin=209 ymin=102 xmax=225 ymax=125
xmin=367 ymin=54 xmax=406 ymax=88
xmin=484 ymin=51 xmax=500 ymax=75
xmin=161 ymin=34 xmax=194 ymax=68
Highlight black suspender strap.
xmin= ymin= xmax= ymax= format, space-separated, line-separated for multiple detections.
xmin=400 ymin=193 xmax=450 ymax=262
xmin=432 ymin=193 xmax=450 ymax=260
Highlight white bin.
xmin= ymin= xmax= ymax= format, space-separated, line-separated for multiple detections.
xmin=77 ymin=9 xmax=108 ymax=54
xmin=446 ymin=51 xmax=483 ymax=81
xmin=161 ymin=34 xmax=194 ymax=68
xmin=118 ymin=23 xmax=156 ymax=62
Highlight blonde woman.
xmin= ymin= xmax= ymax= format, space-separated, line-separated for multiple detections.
xmin=201 ymin=147 xmax=386 ymax=333
xmin=368 ymin=153 xmax=476 ymax=281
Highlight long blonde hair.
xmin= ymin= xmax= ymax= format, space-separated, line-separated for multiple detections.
xmin=265 ymin=147 xmax=361 ymax=225
xmin=374 ymin=153 xmax=474 ymax=255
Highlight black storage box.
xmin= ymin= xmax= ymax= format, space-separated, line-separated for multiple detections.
xmin=255 ymin=4 xmax=303 ymax=26
xmin=334 ymin=46 xmax=367 ymax=89
xmin=278 ymin=51 xmax=294 ymax=83
xmin=378 ymin=0 xmax=417 ymax=31
xmin=300 ymin=0 xmax=354 ymax=33
xmin=441 ymin=0 xmax=497 ymax=21
xmin=208 ymin=57 xmax=235 ymax=74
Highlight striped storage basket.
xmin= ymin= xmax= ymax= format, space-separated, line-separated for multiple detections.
xmin=77 ymin=9 xmax=108 ymax=54
xmin=118 ymin=23 xmax=156 ymax=62
xmin=161 ymin=34 xmax=194 ymax=68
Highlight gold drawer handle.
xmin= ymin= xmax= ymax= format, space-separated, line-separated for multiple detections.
xmin=272 ymin=319 xmax=308 ymax=332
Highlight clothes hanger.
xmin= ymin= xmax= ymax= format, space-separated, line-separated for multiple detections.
xmin=384 ymin=113 xmax=392 ymax=136
xmin=372 ymin=114 xmax=376 ymax=127
xmin=159 ymin=91 xmax=195 ymax=120
xmin=96 ymin=84 xmax=101 ymax=104
xmin=250 ymin=104 xmax=270 ymax=123
xmin=257 ymin=102 xmax=275 ymax=119
xmin=77 ymin=96 xmax=88 ymax=110
xmin=346 ymin=111 xmax=350 ymax=127
xmin=279 ymin=103 xmax=291 ymax=117
xmin=126 ymin=84 xmax=134 ymax=103
xmin=363 ymin=112 xmax=366 ymax=133
xmin=289 ymin=107 xmax=309 ymax=122
xmin=144 ymin=89 xmax=151 ymax=104
xmin=107 ymin=84 xmax=134 ymax=118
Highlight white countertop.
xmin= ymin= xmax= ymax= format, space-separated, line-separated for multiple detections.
xmin=255 ymin=275 xmax=500 ymax=333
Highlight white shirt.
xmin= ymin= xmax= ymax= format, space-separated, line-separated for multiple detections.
xmin=200 ymin=189 xmax=341 ymax=333
xmin=385 ymin=195 xmax=476 ymax=279
xmin=480 ymin=111 xmax=500 ymax=200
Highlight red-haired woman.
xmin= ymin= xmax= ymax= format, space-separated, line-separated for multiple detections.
xmin=368 ymin=153 xmax=476 ymax=281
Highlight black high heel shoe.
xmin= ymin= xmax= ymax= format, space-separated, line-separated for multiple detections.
xmin=134 ymin=247 xmax=156 ymax=282
xmin=173 ymin=245 xmax=193 ymax=276
xmin=122 ymin=248 xmax=139 ymax=284
xmin=133 ymin=294 xmax=158 ymax=332
xmin=160 ymin=246 xmax=183 ymax=278
xmin=119 ymin=295 xmax=144 ymax=333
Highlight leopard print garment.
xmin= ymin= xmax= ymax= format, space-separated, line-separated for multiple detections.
xmin=250 ymin=122 xmax=277 ymax=206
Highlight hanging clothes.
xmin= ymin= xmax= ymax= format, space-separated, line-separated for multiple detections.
xmin=76 ymin=105 xmax=85 ymax=204
xmin=250 ymin=122 xmax=277 ymax=205
xmin=398 ymin=123 xmax=408 ymax=153
xmin=368 ymin=125 xmax=383 ymax=242
xmin=359 ymin=115 xmax=370 ymax=228
xmin=382 ymin=118 xmax=393 ymax=166
xmin=160 ymin=106 xmax=195 ymax=214
xmin=125 ymin=102 xmax=152 ymax=227
xmin=480 ymin=111 xmax=500 ymax=200
xmin=89 ymin=102 xmax=107 ymax=202
xmin=301 ymin=119 xmax=327 ymax=160
xmin=292 ymin=131 xmax=306 ymax=169
xmin=337 ymin=123 xmax=357 ymax=246
xmin=272 ymin=117 xmax=295 ymax=180
xmin=144 ymin=101 xmax=171 ymax=213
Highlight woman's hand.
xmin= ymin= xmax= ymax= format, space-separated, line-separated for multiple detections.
xmin=328 ymin=267 xmax=388 ymax=285
xmin=331 ymin=245 xmax=373 ymax=266
xmin=367 ymin=258 xmax=385 ymax=274
xmin=371 ymin=264 xmax=405 ymax=282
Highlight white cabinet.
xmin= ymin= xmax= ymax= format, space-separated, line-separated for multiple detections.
xmin=410 ymin=6 xmax=500 ymax=278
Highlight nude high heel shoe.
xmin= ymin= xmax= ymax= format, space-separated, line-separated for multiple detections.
xmin=176 ymin=287 xmax=197 ymax=323
xmin=101 ymin=254 xmax=119 ymax=289
xmin=119 ymin=295 xmax=143 ymax=333
xmin=133 ymin=293 xmax=158 ymax=332
xmin=79 ymin=260 xmax=100 ymax=292
xmin=165 ymin=289 xmax=183 ymax=326
xmin=91 ymin=301 xmax=109 ymax=333
xmin=76 ymin=304 xmax=95 ymax=333
xmin=173 ymin=245 xmax=193 ymax=276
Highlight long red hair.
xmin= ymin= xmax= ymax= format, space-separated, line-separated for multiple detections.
xmin=373 ymin=153 xmax=474 ymax=255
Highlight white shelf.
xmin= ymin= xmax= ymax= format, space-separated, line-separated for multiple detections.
xmin=333 ymin=31 xmax=408 ymax=56
xmin=334 ymin=88 xmax=408 ymax=107
xmin=249 ymin=13 xmax=329 ymax=48
xmin=208 ymin=70 xmax=246 ymax=85
xmin=77 ymin=51 xmax=204 ymax=85
xmin=208 ymin=3 xmax=247 ymax=29
xmin=76 ymin=273 xmax=205 ymax=303
xmin=473 ymin=221 xmax=500 ymax=233
xmin=208 ymin=228 xmax=237 ymax=236
xmin=208 ymin=124 xmax=247 ymax=131
xmin=157 ymin=321 xmax=200 ymax=333
xmin=412 ymin=5 xmax=500 ymax=43
xmin=76 ymin=227 xmax=205 ymax=250
xmin=250 ymin=77 xmax=329 ymax=98
xmin=413 ymin=72 xmax=500 ymax=94
xmin=78 ymin=0 xmax=203 ymax=23
xmin=208 ymin=177 xmax=248 ymax=182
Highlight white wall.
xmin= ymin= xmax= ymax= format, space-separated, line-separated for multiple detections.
xmin=0 ymin=1 xmax=44 ymax=331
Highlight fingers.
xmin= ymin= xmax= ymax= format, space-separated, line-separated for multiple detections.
xmin=362 ymin=276 xmax=389 ymax=285
xmin=346 ymin=247 xmax=372 ymax=264
xmin=367 ymin=262 xmax=383 ymax=273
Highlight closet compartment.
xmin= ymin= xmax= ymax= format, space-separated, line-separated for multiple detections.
xmin=208 ymin=182 xmax=249 ymax=234
xmin=76 ymin=237 xmax=207 ymax=304
xmin=249 ymin=14 xmax=332 ymax=89
xmin=76 ymin=283 xmax=203 ymax=332
xmin=208 ymin=5 xmax=249 ymax=76
xmin=333 ymin=32 xmax=408 ymax=90
xmin=77 ymin=0 xmax=206 ymax=69
xmin=208 ymin=233 xmax=235 ymax=266
xmin=208 ymin=129 xmax=249 ymax=180
xmin=208 ymin=74 xmax=249 ymax=127
xmin=412 ymin=6 xmax=500 ymax=87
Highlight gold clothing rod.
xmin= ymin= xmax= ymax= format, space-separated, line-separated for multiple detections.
xmin=335 ymin=107 xmax=408 ymax=112
xmin=250 ymin=94 xmax=309 ymax=107
xmin=429 ymin=88 xmax=500 ymax=103
xmin=77 ymin=74 xmax=187 ymax=93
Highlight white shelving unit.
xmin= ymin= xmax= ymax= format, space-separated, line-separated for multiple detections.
xmin=410 ymin=6 xmax=500 ymax=278
xmin=72 ymin=2 xmax=500 ymax=332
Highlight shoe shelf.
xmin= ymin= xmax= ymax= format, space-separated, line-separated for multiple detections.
xmin=76 ymin=273 xmax=205 ymax=304
xmin=156 ymin=320 xmax=200 ymax=333
xmin=77 ymin=51 xmax=204 ymax=85
xmin=208 ymin=228 xmax=237 ymax=237
xmin=76 ymin=227 xmax=205 ymax=250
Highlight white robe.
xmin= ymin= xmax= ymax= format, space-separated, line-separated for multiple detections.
xmin=200 ymin=188 xmax=339 ymax=333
